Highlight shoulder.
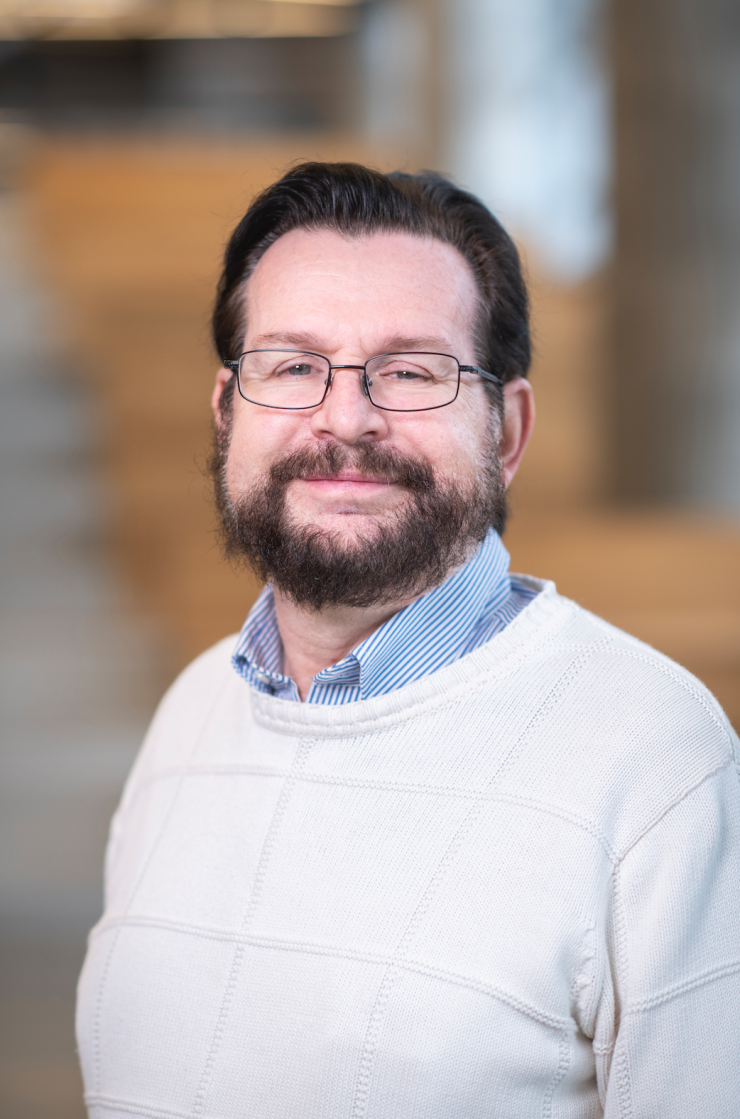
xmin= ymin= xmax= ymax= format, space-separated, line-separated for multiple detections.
xmin=487 ymin=588 xmax=739 ymax=853
xmin=119 ymin=634 xmax=244 ymax=800
xmin=150 ymin=634 xmax=241 ymax=737
xmin=159 ymin=633 xmax=240 ymax=709
xmin=524 ymin=587 xmax=733 ymax=740
xmin=552 ymin=594 xmax=734 ymax=742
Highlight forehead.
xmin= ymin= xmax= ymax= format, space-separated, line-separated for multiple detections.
xmin=243 ymin=227 xmax=480 ymax=351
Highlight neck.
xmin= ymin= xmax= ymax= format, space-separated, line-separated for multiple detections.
xmin=273 ymin=589 xmax=420 ymax=701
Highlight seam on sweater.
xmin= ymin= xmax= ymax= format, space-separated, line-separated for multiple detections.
xmin=115 ymin=658 xmax=233 ymax=819
xmin=571 ymin=919 xmax=600 ymax=1036
xmin=116 ymin=765 xmax=621 ymax=863
xmin=250 ymin=602 xmax=584 ymax=737
xmin=190 ymin=735 xmax=315 ymax=1119
xmin=397 ymin=958 xmax=572 ymax=1030
xmin=92 ymin=776 xmax=183 ymax=1096
xmin=542 ymin=1030 xmax=571 ymax=1119
xmin=250 ymin=610 xmax=732 ymax=743
xmin=610 ymin=862 xmax=629 ymax=1038
xmin=486 ymin=648 xmax=595 ymax=790
xmin=92 ymin=676 xmax=232 ymax=1097
xmin=580 ymin=624 xmax=736 ymax=751
xmin=601 ymin=763 xmax=739 ymax=1111
xmin=120 ymin=674 xmax=233 ymax=915
xmin=256 ymin=630 xmax=614 ymax=738
xmin=347 ymin=652 xmax=595 ymax=1119
xmin=488 ymin=791 xmax=618 ymax=862
xmin=90 ymin=926 xmax=122 ymax=1100
xmin=85 ymin=1094 xmax=193 ymax=1119
xmin=89 ymin=914 xmax=573 ymax=1031
xmin=614 ymin=760 xmax=732 ymax=861
xmin=349 ymin=799 xmax=496 ymax=1118
xmin=613 ymin=1042 xmax=635 ymax=1119
xmin=624 ymin=958 xmax=740 ymax=1013
xmin=251 ymin=660 xmax=521 ymax=736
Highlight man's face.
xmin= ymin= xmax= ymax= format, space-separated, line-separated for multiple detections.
xmin=211 ymin=228 xmax=513 ymax=610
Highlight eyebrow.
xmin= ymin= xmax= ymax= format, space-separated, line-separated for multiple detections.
xmin=247 ymin=331 xmax=458 ymax=355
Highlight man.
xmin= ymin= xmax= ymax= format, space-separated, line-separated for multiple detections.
xmin=77 ymin=163 xmax=740 ymax=1117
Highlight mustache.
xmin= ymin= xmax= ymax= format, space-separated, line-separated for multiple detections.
xmin=268 ymin=442 xmax=435 ymax=492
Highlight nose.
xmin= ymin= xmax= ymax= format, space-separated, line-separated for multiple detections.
xmin=308 ymin=365 xmax=388 ymax=444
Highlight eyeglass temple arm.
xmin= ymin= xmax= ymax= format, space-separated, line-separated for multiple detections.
xmin=460 ymin=365 xmax=503 ymax=387
xmin=222 ymin=359 xmax=240 ymax=373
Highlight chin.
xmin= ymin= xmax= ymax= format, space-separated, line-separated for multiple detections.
xmin=294 ymin=510 xmax=397 ymax=542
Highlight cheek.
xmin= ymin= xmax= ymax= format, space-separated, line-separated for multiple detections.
xmin=419 ymin=395 xmax=493 ymax=479
xmin=224 ymin=408 xmax=300 ymax=490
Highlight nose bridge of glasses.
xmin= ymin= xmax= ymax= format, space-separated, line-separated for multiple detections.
xmin=324 ymin=363 xmax=372 ymax=397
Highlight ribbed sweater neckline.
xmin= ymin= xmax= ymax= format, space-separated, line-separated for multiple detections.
xmin=249 ymin=579 xmax=573 ymax=738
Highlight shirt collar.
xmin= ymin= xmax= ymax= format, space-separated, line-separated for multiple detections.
xmin=231 ymin=584 xmax=294 ymax=695
xmin=232 ymin=529 xmax=511 ymax=701
xmin=313 ymin=528 xmax=510 ymax=696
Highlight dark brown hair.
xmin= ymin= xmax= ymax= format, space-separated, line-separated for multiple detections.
xmin=212 ymin=161 xmax=531 ymax=407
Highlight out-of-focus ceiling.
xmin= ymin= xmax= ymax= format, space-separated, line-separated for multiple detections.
xmin=0 ymin=0 xmax=361 ymax=39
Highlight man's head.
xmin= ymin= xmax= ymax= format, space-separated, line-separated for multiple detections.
xmin=210 ymin=163 xmax=534 ymax=612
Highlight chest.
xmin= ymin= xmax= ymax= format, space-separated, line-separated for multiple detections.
xmin=79 ymin=724 xmax=608 ymax=1118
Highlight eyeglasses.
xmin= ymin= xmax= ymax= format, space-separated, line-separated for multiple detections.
xmin=222 ymin=350 xmax=502 ymax=413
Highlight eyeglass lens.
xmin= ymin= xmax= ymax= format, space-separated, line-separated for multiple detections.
xmin=236 ymin=351 xmax=460 ymax=411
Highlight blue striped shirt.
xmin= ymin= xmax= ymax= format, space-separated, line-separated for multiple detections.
xmin=231 ymin=528 xmax=537 ymax=704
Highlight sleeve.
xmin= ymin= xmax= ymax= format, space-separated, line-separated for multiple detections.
xmin=597 ymin=760 xmax=740 ymax=1116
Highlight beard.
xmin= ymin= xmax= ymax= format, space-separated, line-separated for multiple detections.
xmin=209 ymin=427 xmax=507 ymax=612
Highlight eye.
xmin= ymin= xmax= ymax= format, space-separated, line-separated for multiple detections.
xmin=273 ymin=361 xmax=319 ymax=378
xmin=377 ymin=363 xmax=433 ymax=382
xmin=392 ymin=368 xmax=425 ymax=381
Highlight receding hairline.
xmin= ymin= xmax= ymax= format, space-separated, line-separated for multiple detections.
xmin=237 ymin=225 xmax=485 ymax=360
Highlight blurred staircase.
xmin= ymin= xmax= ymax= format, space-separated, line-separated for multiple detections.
xmin=0 ymin=184 xmax=166 ymax=1118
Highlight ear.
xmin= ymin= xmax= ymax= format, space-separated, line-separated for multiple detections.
xmin=212 ymin=366 xmax=234 ymax=423
xmin=499 ymin=377 xmax=535 ymax=488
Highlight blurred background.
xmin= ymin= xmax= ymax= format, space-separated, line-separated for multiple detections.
xmin=0 ymin=0 xmax=738 ymax=1114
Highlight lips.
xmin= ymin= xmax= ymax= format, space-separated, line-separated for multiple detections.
xmin=299 ymin=472 xmax=391 ymax=485
xmin=268 ymin=442 xmax=434 ymax=494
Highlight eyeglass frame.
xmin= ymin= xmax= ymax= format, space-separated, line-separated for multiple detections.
xmin=221 ymin=350 xmax=503 ymax=413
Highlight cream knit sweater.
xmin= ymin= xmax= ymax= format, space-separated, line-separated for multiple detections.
xmin=77 ymin=579 xmax=740 ymax=1118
